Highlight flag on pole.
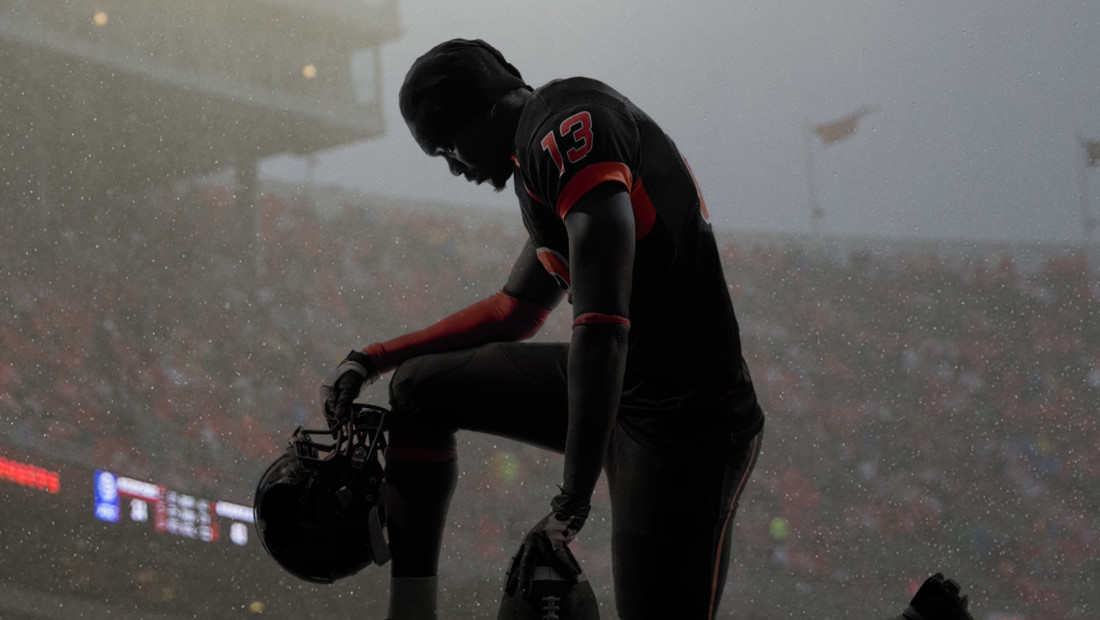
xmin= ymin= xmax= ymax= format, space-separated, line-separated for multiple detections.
xmin=1084 ymin=138 xmax=1100 ymax=168
xmin=814 ymin=107 xmax=873 ymax=145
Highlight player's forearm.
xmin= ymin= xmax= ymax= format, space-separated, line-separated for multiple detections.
xmin=562 ymin=322 xmax=629 ymax=502
xmin=365 ymin=288 xmax=551 ymax=373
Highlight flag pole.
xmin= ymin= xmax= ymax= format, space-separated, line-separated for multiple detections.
xmin=803 ymin=121 xmax=824 ymax=235
xmin=1077 ymin=132 xmax=1096 ymax=245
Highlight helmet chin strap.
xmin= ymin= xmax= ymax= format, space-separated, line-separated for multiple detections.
xmin=367 ymin=501 xmax=391 ymax=565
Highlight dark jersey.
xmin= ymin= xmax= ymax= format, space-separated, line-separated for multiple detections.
xmin=512 ymin=77 xmax=762 ymax=434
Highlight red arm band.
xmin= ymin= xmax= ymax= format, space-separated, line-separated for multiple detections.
xmin=364 ymin=289 xmax=551 ymax=374
xmin=572 ymin=312 xmax=631 ymax=328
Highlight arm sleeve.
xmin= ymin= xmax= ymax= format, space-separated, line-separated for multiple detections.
xmin=363 ymin=288 xmax=552 ymax=374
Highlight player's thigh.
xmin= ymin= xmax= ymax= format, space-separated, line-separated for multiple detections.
xmin=605 ymin=424 xmax=759 ymax=619
xmin=388 ymin=341 xmax=569 ymax=453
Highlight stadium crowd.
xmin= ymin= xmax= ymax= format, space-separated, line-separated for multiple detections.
xmin=1 ymin=184 xmax=1096 ymax=618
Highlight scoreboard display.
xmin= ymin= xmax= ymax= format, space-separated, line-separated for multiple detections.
xmin=93 ymin=469 xmax=253 ymax=546
xmin=1 ymin=447 xmax=393 ymax=620
xmin=2 ymin=453 xmax=254 ymax=548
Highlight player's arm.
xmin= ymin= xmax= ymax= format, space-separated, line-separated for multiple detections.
xmin=560 ymin=181 xmax=634 ymax=507
xmin=505 ymin=182 xmax=633 ymax=594
xmin=502 ymin=238 xmax=569 ymax=311
xmin=322 ymin=240 xmax=564 ymax=426
xmin=363 ymin=239 xmax=564 ymax=373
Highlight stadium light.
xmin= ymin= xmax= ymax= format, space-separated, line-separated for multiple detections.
xmin=93 ymin=11 xmax=108 ymax=27
xmin=302 ymin=64 xmax=318 ymax=79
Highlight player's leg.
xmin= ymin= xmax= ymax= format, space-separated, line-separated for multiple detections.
xmin=604 ymin=414 xmax=763 ymax=620
xmin=387 ymin=340 xmax=570 ymax=452
xmin=705 ymin=424 xmax=764 ymax=617
xmin=382 ymin=342 xmax=568 ymax=620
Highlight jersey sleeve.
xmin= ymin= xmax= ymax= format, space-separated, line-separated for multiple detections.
xmin=521 ymin=103 xmax=639 ymax=219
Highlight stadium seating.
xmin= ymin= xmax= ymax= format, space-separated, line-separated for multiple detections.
xmin=2 ymin=186 xmax=1095 ymax=618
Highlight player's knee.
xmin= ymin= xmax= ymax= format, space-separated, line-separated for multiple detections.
xmin=387 ymin=354 xmax=461 ymax=447
xmin=389 ymin=355 xmax=428 ymax=413
xmin=390 ymin=355 xmax=451 ymax=413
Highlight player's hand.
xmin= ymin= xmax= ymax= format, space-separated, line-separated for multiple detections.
xmin=504 ymin=491 xmax=591 ymax=598
xmin=320 ymin=350 xmax=381 ymax=429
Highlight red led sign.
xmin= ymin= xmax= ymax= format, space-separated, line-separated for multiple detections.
xmin=0 ymin=456 xmax=61 ymax=494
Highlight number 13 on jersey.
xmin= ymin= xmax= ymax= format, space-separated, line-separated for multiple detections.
xmin=540 ymin=111 xmax=593 ymax=176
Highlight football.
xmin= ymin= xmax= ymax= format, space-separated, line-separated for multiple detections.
xmin=498 ymin=563 xmax=600 ymax=620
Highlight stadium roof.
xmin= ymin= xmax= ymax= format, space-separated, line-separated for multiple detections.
xmin=0 ymin=0 xmax=399 ymax=193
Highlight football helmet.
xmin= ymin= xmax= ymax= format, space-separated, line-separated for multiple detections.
xmin=254 ymin=404 xmax=390 ymax=583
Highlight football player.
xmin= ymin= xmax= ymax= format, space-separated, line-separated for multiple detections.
xmin=322 ymin=39 xmax=766 ymax=619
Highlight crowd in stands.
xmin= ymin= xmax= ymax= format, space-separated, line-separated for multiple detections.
xmin=1 ymin=183 xmax=1096 ymax=618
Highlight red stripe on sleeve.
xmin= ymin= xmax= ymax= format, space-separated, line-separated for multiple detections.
xmin=365 ymin=290 xmax=551 ymax=373
xmin=572 ymin=312 xmax=631 ymax=328
xmin=555 ymin=162 xmax=632 ymax=219
xmin=629 ymin=178 xmax=656 ymax=240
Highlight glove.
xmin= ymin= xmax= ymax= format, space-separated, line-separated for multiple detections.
xmin=320 ymin=350 xmax=381 ymax=429
xmin=504 ymin=491 xmax=591 ymax=599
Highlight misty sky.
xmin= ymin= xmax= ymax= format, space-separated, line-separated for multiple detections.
xmin=263 ymin=0 xmax=1100 ymax=243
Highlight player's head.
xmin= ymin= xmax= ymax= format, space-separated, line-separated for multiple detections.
xmin=253 ymin=408 xmax=389 ymax=583
xmin=400 ymin=39 xmax=528 ymax=191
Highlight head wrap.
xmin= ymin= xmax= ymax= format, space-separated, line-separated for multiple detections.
xmin=399 ymin=39 xmax=528 ymax=152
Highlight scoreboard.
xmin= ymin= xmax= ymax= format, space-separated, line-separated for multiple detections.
xmin=0 ymin=449 xmax=367 ymax=619
xmin=2 ymin=451 xmax=255 ymax=550
xmin=93 ymin=469 xmax=254 ymax=546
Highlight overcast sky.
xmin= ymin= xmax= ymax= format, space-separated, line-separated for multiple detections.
xmin=263 ymin=0 xmax=1100 ymax=243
